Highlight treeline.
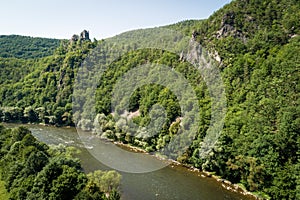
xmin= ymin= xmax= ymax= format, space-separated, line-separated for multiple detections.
xmin=0 ymin=106 xmax=70 ymax=126
xmin=0 ymin=35 xmax=60 ymax=59
xmin=0 ymin=125 xmax=121 ymax=200
xmin=0 ymin=0 xmax=299 ymax=199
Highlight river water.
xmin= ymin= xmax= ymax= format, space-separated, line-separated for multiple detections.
xmin=3 ymin=123 xmax=254 ymax=200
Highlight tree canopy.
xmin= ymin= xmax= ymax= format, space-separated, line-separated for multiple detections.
xmin=0 ymin=126 xmax=121 ymax=200
xmin=0 ymin=0 xmax=299 ymax=199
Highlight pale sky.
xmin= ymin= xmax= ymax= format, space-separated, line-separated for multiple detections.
xmin=0 ymin=0 xmax=231 ymax=39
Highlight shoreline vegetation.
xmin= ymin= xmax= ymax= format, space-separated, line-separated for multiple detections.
xmin=0 ymin=125 xmax=122 ymax=200
xmin=113 ymin=140 xmax=260 ymax=200
xmin=3 ymin=122 xmax=259 ymax=199
xmin=0 ymin=1 xmax=299 ymax=199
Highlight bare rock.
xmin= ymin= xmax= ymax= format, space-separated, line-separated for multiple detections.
xmin=216 ymin=12 xmax=246 ymax=42
xmin=192 ymin=30 xmax=199 ymax=40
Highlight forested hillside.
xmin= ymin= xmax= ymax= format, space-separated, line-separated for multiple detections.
xmin=0 ymin=39 xmax=96 ymax=125
xmin=0 ymin=35 xmax=60 ymax=59
xmin=0 ymin=0 xmax=299 ymax=199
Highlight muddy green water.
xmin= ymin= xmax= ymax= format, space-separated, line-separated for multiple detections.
xmin=3 ymin=123 xmax=254 ymax=200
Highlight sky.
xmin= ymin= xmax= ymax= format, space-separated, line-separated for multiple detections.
xmin=0 ymin=0 xmax=231 ymax=39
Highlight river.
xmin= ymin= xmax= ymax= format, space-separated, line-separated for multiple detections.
xmin=3 ymin=123 xmax=255 ymax=200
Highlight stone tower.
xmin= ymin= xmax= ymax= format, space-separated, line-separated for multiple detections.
xmin=80 ymin=30 xmax=90 ymax=41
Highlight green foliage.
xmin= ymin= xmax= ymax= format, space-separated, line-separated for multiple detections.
xmin=0 ymin=181 xmax=9 ymax=200
xmin=0 ymin=35 xmax=60 ymax=59
xmin=169 ymin=1 xmax=299 ymax=198
xmin=0 ymin=126 xmax=121 ymax=199
xmin=0 ymin=38 xmax=97 ymax=126
xmin=0 ymin=0 xmax=299 ymax=199
xmin=87 ymin=170 xmax=121 ymax=193
xmin=0 ymin=58 xmax=34 ymax=85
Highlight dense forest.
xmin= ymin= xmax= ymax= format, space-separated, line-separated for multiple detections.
xmin=0 ymin=126 xmax=121 ymax=199
xmin=0 ymin=35 xmax=60 ymax=59
xmin=0 ymin=0 xmax=299 ymax=199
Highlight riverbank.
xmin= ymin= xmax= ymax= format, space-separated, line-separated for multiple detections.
xmin=112 ymin=140 xmax=261 ymax=200
xmin=2 ymin=122 xmax=261 ymax=199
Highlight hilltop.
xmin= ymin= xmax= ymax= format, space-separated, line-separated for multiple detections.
xmin=0 ymin=0 xmax=299 ymax=199
xmin=0 ymin=35 xmax=61 ymax=59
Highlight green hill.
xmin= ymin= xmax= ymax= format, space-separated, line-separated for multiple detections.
xmin=0 ymin=35 xmax=61 ymax=59
xmin=0 ymin=0 xmax=299 ymax=199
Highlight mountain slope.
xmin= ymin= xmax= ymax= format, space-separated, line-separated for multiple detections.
xmin=0 ymin=35 xmax=60 ymax=59
xmin=0 ymin=0 xmax=299 ymax=199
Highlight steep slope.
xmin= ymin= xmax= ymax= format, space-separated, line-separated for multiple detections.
xmin=0 ymin=38 xmax=96 ymax=125
xmin=0 ymin=0 xmax=299 ymax=199
xmin=185 ymin=0 xmax=300 ymax=198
